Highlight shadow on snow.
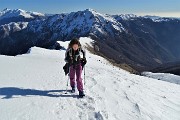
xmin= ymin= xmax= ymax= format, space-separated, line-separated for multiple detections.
xmin=0 ymin=87 xmax=78 ymax=99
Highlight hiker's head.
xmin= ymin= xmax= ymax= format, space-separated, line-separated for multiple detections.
xmin=69 ymin=38 xmax=81 ymax=51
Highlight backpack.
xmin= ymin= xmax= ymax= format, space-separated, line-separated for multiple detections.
xmin=68 ymin=47 xmax=84 ymax=61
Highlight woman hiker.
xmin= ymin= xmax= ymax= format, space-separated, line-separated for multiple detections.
xmin=64 ymin=38 xmax=87 ymax=98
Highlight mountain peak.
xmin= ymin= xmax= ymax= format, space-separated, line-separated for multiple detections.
xmin=1 ymin=8 xmax=25 ymax=13
xmin=2 ymin=8 xmax=10 ymax=12
xmin=82 ymin=8 xmax=101 ymax=16
xmin=85 ymin=8 xmax=97 ymax=13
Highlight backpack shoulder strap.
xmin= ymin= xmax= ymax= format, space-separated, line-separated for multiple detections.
xmin=79 ymin=47 xmax=86 ymax=58
xmin=69 ymin=48 xmax=72 ymax=57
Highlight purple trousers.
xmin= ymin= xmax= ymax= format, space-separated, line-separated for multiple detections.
xmin=69 ymin=63 xmax=83 ymax=91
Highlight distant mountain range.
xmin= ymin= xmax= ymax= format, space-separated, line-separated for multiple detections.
xmin=150 ymin=61 xmax=180 ymax=75
xmin=0 ymin=8 xmax=180 ymax=72
xmin=0 ymin=8 xmax=44 ymax=25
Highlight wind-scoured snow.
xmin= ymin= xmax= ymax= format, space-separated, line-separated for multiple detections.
xmin=0 ymin=37 xmax=180 ymax=120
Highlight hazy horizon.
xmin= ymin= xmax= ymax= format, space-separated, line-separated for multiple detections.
xmin=0 ymin=0 xmax=180 ymax=17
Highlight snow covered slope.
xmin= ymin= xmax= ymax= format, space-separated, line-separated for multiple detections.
xmin=142 ymin=72 xmax=180 ymax=85
xmin=0 ymin=37 xmax=180 ymax=120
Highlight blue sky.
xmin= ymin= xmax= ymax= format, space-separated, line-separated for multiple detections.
xmin=0 ymin=0 xmax=180 ymax=17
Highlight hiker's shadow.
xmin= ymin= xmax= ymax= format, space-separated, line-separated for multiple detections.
xmin=0 ymin=87 xmax=77 ymax=99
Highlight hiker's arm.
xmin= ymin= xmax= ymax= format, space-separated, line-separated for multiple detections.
xmin=64 ymin=50 xmax=70 ymax=63
xmin=81 ymin=47 xmax=86 ymax=59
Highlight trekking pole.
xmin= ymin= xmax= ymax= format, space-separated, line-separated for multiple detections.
xmin=65 ymin=68 xmax=70 ymax=94
xmin=84 ymin=65 xmax=86 ymax=86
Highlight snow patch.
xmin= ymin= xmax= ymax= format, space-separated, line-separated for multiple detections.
xmin=142 ymin=72 xmax=180 ymax=85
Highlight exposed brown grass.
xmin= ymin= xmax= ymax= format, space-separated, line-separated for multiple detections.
xmin=84 ymin=43 xmax=139 ymax=74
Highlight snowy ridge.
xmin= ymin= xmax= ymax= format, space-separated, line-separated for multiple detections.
xmin=143 ymin=15 xmax=179 ymax=22
xmin=27 ymin=8 xmax=126 ymax=40
xmin=0 ymin=8 xmax=44 ymax=20
xmin=1 ymin=22 xmax=28 ymax=31
xmin=113 ymin=14 xmax=138 ymax=21
xmin=85 ymin=9 xmax=126 ymax=33
xmin=0 ymin=37 xmax=180 ymax=120
xmin=114 ymin=14 xmax=179 ymax=22
xmin=1 ymin=8 xmax=179 ymax=41
xmin=0 ymin=22 xmax=28 ymax=37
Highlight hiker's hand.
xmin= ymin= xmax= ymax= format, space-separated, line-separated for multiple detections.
xmin=81 ymin=58 xmax=87 ymax=65
xmin=68 ymin=58 xmax=73 ymax=64
xmin=63 ymin=63 xmax=69 ymax=75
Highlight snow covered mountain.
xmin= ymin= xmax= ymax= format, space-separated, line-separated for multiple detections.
xmin=0 ymin=8 xmax=45 ymax=25
xmin=1 ymin=8 xmax=180 ymax=72
xmin=0 ymin=37 xmax=180 ymax=120
xmin=0 ymin=22 xmax=28 ymax=37
xmin=0 ymin=8 xmax=126 ymax=55
xmin=112 ymin=14 xmax=138 ymax=21
xmin=0 ymin=8 xmax=44 ymax=19
xmin=143 ymin=15 xmax=180 ymax=22
xmin=27 ymin=9 xmax=125 ymax=40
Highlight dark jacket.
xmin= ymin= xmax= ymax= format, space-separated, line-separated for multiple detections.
xmin=63 ymin=47 xmax=87 ymax=75
xmin=64 ymin=47 xmax=86 ymax=66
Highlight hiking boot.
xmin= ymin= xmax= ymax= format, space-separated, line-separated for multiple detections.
xmin=79 ymin=91 xmax=85 ymax=98
xmin=71 ymin=86 xmax=75 ymax=93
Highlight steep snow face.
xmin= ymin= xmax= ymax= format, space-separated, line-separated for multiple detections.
xmin=85 ymin=9 xmax=125 ymax=34
xmin=0 ymin=8 xmax=44 ymax=20
xmin=0 ymin=37 xmax=180 ymax=120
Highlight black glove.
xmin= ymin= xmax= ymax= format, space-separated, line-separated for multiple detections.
xmin=63 ymin=63 xmax=69 ymax=75
xmin=81 ymin=58 xmax=87 ymax=69
xmin=68 ymin=58 xmax=73 ymax=65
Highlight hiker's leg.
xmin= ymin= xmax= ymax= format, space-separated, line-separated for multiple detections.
xmin=75 ymin=64 xmax=83 ymax=92
xmin=69 ymin=65 xmax=76 ymax=88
